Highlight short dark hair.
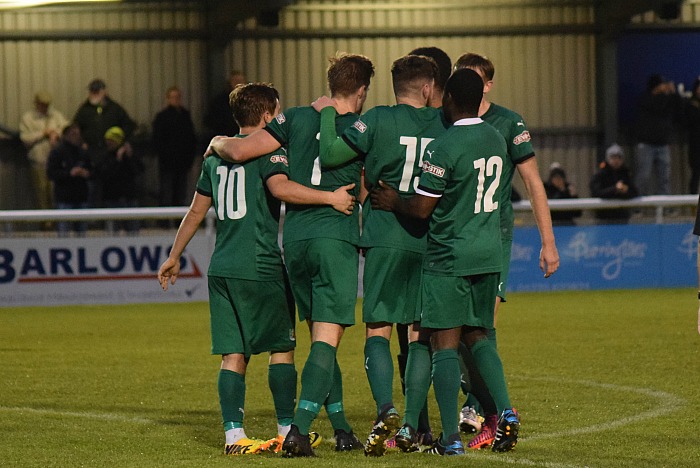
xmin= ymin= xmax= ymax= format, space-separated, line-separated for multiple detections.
xmin=327 ymin=52 xmax=375 ymax=97
xmin=391 ymin=55 xmax=438 ymax=98
xmin=454 ymin=53 xmax=495 ymax=82
xmin=409 ymin=47 xmax=452 ymax=90
xmin=444 ymin=68 xmax=483 ymax=116
xmin=228 ymin=83 xmax=279 ymax=128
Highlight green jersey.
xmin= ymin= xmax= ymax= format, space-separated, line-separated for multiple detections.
xmin=482 ymin=102 xmax=535 ymax=240
xmin=416 ymin=118 xmax=506 ymax=276
xmin=265 ymin=106 xmax=362 ymax=245
xmin=196 ymin=143 xmax=290 ymax=281
xmin=342 ymin=105 xmax=447 ymax=252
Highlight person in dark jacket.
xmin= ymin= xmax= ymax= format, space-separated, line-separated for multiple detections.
xmin=634 ymin=74 xmax=682 ymax=195
xmin=46 ymin=123 xmax=92 ymax=236
xmin=544 ymin=163 xmax=582 ymax=225
xmin=590 ymin=144 xmax=639 ymax=224
xmin=152 ymin=86 xmax=198 ymax=208
xmin=685 ymin=77 xmax=700 ymax=194
xmin=73 ymin=78 xmax=136 ymax=208
xmin=94 ymin=126 xmax=144 ymax=234
xmin=203 ymin=70 xmax=246 ymax=139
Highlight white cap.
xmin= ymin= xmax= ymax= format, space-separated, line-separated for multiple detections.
xmin=605 ymin=143 xmax=624 ymax=162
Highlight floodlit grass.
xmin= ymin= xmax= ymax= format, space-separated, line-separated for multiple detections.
xmin=1 ymin=289 xmax=699 ymax=467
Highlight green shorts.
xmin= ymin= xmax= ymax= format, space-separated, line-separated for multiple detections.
xmin=498 ymin=238 xmax=513 ymax=301
xmin=363 ymin=247 xmax=422 ymax=325
xmin=420 ymin=272 xmax=499 ymax=330
xmin=284 ymin=238 xmax=358 ymax=326
xmin=208 ymin=275 xmax=296 ymax=357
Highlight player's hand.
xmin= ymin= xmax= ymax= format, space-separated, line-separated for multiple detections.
xmin=204 ymin=136 xmax=224 ymax=159
xmin=157 ymin=257 xmax=180 ymax=291
xmin=311 ymin=96 xmax=336 ymax=113
xmin=330 ymin=183 xmax=356 ymax=215
xmin=540 ymin=243 xmax=560 ymax=278
xmin=370 ymin=180 xmax=399 ymax=212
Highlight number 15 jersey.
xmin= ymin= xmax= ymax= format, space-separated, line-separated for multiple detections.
xmin=342 ymin=104 xmax=447 ymax=253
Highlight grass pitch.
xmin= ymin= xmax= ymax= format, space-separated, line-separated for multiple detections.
xmin=2 ymin=289 xmax=699 ymax=467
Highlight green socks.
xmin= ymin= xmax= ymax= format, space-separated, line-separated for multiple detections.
xmin=432 ymin=349 xmax=460 ymax=441
xmin=218 ymin=369 xmax=246 ymax=429
xmin=293 ymin=341 xmax=337 ymax=434
xmin=470 ymin=337 xmax=511 ymax=413
xmin=325 ymin=358 xmax=352 ymax=433
xmin=364 ymin=336 xmax=394 ymax=415
xmin=403 ymin=341 xmax=431 ymax=429
xmin=268 ymin=363 xmax=297 ymax=427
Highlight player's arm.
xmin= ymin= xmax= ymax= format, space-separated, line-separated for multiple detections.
xmin=204 ymin=129 xmax=281 ymax=163
xmin=158 ymin=192 xmax=211 ymax=291
xmin=266 ymin=174 xmax=356 ymax=215
xmin=318 ymin=106 xmax=360 ymax=167
xmin=370 ymin=180 xmax=438 ymax=219
xmin=516 ymin=156 xmax=560 ymax=278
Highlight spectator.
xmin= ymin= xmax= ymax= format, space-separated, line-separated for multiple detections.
xmin=590 ymin=143 xmax=639 ymax=224
xmin=634 ymin=74 xmax=682 ymax=195
xmin=685 ymin=76 xmax=700 ymax=194
xmin=19 ymin=91 xmax=68 ymax=211
xmin=46 ymin=123 xmax=91 ymax=236
xmin=152 ymin=86 xmax=198 ymax=209
xmin=204 ymin=70 xmax=246 ymax=138
xmin=94 ymin=126 xmax=144 ymax=235
xmin=73 ymin=78 xmax=136 ymax=207
xmin=544 ymin=162 xmax=582 ymax=226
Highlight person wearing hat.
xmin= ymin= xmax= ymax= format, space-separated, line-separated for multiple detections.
xmin=544 ymin=162 xmax=582 ymax=225
xmin=73 ymin=78 xmax=136 ymax=209
xmin=19 ymin=91 xmax=68 ymax=211
xmin=590 ymin=143 xmax=639 ymax=224
xmin=634 ymin=73 xmax=682 ymax=196
xmin=94 ymin=126 xmax=144 ymax=234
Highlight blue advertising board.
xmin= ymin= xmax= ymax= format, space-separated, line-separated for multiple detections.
xmin=509 ymin=223 xmax=697 ymax=292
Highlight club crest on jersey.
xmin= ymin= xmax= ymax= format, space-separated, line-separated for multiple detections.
xmin=513 ymin=130 xmax=531 ymax=145
xmin=269 ymin=155 xmax=288 ymax=166
xmin=275 ymin=113 xmax=286 ymax=124
xmin=422 ymin=161 xmax=445 ymax=178
xmin=352 ymin=119 xmax=367 ymax=133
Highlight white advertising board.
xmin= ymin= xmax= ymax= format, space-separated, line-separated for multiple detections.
xmin=0 ymin=235 xmax=212 ymax=306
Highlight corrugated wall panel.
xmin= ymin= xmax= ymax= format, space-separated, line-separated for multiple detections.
xmin=0 ymin=39 xmax=205 ymax=133
xmin=226 ymin=34 xmax=596 ymax=131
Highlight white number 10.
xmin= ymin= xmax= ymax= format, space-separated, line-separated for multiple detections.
xmin=216 ymin=165 xmax=247 ymax=220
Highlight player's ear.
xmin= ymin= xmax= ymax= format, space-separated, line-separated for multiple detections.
xmin=483 ymin=80 xmax=494 ymax=94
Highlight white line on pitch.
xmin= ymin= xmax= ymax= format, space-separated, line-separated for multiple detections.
xmin=0 ymin=406 xmax=156 ymax=425
xmin=515 ymin=376 xmax=686 ymax=442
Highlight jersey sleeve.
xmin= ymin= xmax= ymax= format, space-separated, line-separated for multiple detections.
xmin=342 ymin=108 xmax=379 ymax=157
xmin=319 ymin=106 xmax=360 ymax=167
xmin=416 ymin=142 xmax=449 ymax=198
xmin=507 ymin=115 xmax=535 ymax=164
xmin=196 ymin=157 xmax=214 ymax=197
xmin=260 ymin=147 xmax=291 ymax=182
xmin=264 ymin=109 xmax=293 ymax=147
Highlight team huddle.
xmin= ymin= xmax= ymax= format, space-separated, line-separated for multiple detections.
xmin=157 ymin=46 xmax=559 ymax=458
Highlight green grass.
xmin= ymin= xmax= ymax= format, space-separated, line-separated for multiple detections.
xmin=1 ymin=289 xmax=700 ymax=467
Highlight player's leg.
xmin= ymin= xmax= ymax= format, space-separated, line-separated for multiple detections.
xmin=283 ymin=239 xmax=358 ymax=457
xmin=424 ymin=326 xmax=465 ymax=456
xmin=208 ymin=276 xmax=258 ymax=455
xmin=324 ymin=357 xmax=363 ymax=451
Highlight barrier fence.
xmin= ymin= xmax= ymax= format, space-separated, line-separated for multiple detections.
xmin=0 ymin=195 xmax=698 ymax=306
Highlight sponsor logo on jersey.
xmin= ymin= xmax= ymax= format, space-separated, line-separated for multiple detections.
xmin=269 ymin=155 xmax=289 ymax=166
xmin=275 ymin=113 xmax=286 ymax=124
xmin=352 ymin=119 xmax=367 ymax=133
xmin=513 ymin=130 xmax=531 ymax=145
xmin=422 ymin=160 xmax=445 ymax=178
xmin=516 ymin=121 xmax=525 ymax=126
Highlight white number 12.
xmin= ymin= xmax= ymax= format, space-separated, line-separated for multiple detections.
xmin=472 ymin=156 xmax=502 ymax=214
